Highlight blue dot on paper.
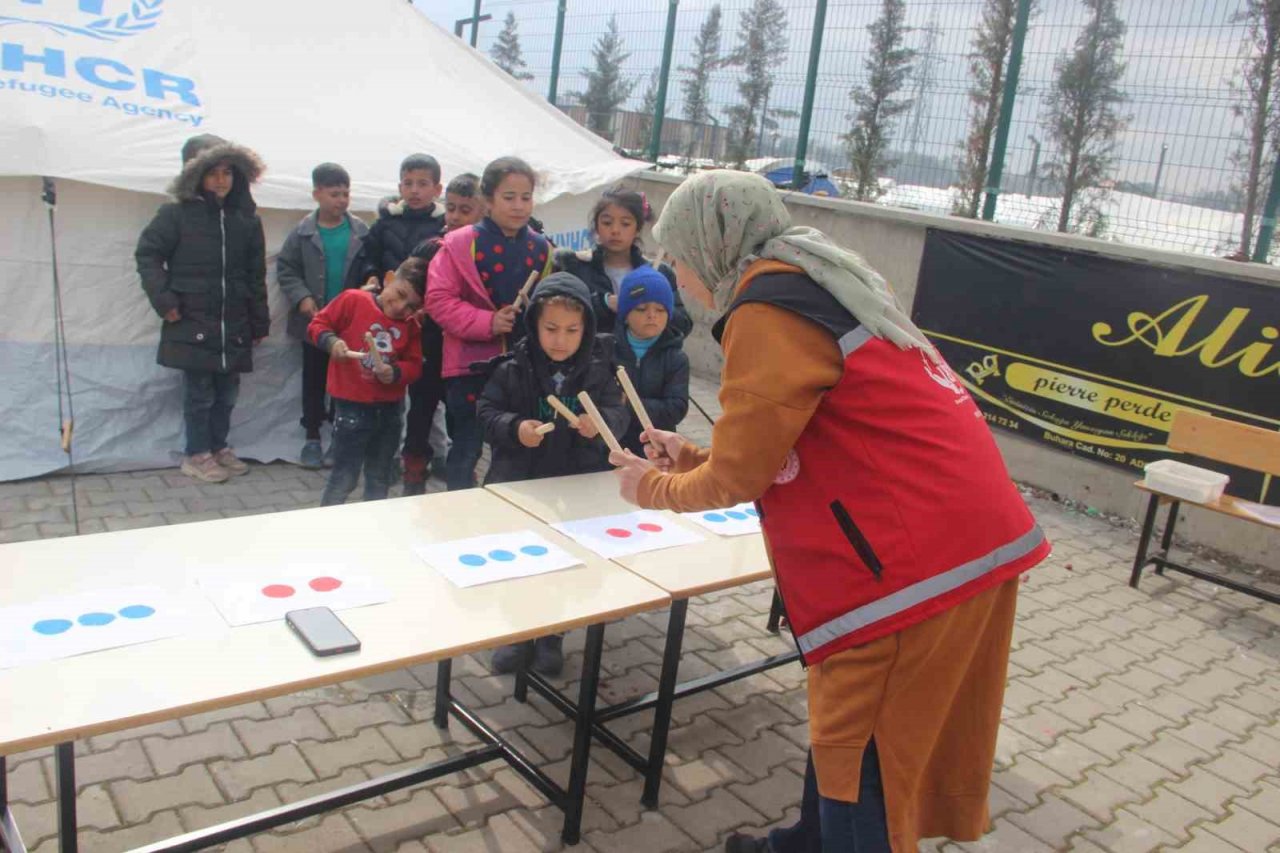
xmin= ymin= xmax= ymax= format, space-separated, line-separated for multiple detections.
xmin=78 ymin=612 xmax=115 ymax=627
xmin=520 ymin=545 xmax=549 ymax=557
xmin=119 ymin=605 xmax=155 ymax=619
xmin=745 ymin=508 xmax=759 ymax=517
xmin=488 ymin=549 xmax=516 ymax=562
xmin=703 ymin=513 xmax=727 ymax=523
xmin=459 ymin=554 xmax=487 ymax=567
xmin=33 ymin=619 xmax=73 ymax=636
xmin=725 ymin=510 xmax=748 ymax=520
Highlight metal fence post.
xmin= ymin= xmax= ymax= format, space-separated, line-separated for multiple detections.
xmin=648 ymin=0 xmax=680 ymax=162
xmin=470 ymin=0 xmax=482 ymax=47
xmin=548 ymin=0 xmax=568 ymax=106
xmin=792 ymin=0 xmax=829 ymax=190
xmin=1251 ymin=153 xmax=1280 ymax=261
xmin=981 ymin=0 xmax=1032 ymax=221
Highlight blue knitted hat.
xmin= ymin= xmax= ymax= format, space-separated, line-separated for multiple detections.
xmin=617 ymin=265 xmax=674 ymax=320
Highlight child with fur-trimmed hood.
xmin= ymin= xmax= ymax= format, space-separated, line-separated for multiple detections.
xmin=136 ymin=134 xmax=269 ymax=483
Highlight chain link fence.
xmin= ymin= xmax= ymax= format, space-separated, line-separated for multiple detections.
xmin=441 ymin=0 xmax=1262 ymax=261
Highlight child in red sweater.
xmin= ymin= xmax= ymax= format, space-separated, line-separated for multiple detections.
xmin=309 ymin=258 xmax=425 ymax=506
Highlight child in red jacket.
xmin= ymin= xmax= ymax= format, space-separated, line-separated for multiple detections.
xmin=309 ymin=258 xmax=425 ymax=506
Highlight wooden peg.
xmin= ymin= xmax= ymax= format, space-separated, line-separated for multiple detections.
xmin=534 ymin=422 xmax=557 ymax=436
xmin=364 ymin=332 xmax=384 ymax=368
xmin=546 ymin=395 xmax=581 ymax=428
xmin=615 ymin=366 xmax=656 ymax=436
xmin=512 ymin=270 xmax=540 ymax=312
xmin=577 ymin=390 xmax=624 ymax=455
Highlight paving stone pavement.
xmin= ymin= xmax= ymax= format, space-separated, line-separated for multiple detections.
xmin=2 ymin=377 xmax=1278 ymax=852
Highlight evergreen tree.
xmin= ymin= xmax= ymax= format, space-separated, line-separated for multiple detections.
xmin=954 ymin=0 xmax=1036 ymax=218
xmin=489 ymin=12 xmax=534 ymax=82
xmin=723 ymin=0 xmax=789 ymax=169
xmin=573 ymin=15 xmax=635 ymax=140
xmin=680 ymin=5 xmax=723 ymax=164
xmin=638 ymin=69 xmax=661 ymax=154
xmin=844 ymin=0 xmax=916 ymax=201
xmin=1041 ymin=0 xmax=1128 ymax=234
xmin=1230 ymin=0 xmax=1280 ymax=258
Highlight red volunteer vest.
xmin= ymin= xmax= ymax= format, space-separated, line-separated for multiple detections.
xmin=717 ymin=268 xmax=1050 ymax=665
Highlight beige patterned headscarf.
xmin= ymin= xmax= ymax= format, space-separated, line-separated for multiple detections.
xmin=651 ymin=171 xmax=932 ymax=352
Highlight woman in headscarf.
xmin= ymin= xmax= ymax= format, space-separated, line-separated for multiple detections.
xmin=611 ymin=171 xmax=1051 ymax=853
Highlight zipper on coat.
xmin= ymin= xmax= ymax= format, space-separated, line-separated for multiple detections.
xmin=219 ymin=208 xmax=227 ymax=372
xmin=829 ymin=500 xmax=884 ymax=581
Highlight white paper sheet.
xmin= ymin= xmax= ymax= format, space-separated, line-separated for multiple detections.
xmin=681 ymin=503 xmax=762 ymax=537
xmin=414 ymin=532 xmax=583 ymax=588
xmin=551 ymin=511 xmax=704 ymax=559
xmin=1236 ymin=500 xmax=1280 ymax=527
xmin=0 ymin=585 xmax=200 ymax=669
xmin=198 ymin=567 xmax=391 ymax=627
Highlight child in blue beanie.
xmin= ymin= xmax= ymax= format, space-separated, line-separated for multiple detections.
xmin=614 ymin=265 xmax=690 ymax=456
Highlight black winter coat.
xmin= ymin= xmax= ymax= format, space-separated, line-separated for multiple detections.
xmin=136 ymin=144 xmax=268 ymax=374
xmin=553 ymin=245 xmax=693 ymax=336
xmin=361 ymin=198 xmax=446 ymax=282
xmin=614 ymin=325 xmax=690 ymax=456
xmin=477 ymin=273 xmax=630 ymax=484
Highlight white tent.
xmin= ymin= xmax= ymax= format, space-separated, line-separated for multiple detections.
xmin=0 ymin=0 xmax=641 ymax=481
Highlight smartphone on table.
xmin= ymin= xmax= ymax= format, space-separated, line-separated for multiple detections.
xmin=286 ymin=607 xmax=361 ymax=656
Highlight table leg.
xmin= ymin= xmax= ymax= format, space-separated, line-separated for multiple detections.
xmin=433 ymin=659 xmax=452 ymax=729
xmin=513 ymin=640 xmax=536 ymax=704
xmin=766 ymin=589 xmax=783 ymax=634
xmin=561 ymin=622 xmax=605 ymax=846
xmin=1157 ymin=500 xmax=1180 ymax=575
xmin=642 ymin=599 xmax=688 ymax=808
xmin=1129 ymin=494 xmax=1160 ymax=589
xmin=55 ymin=742 xmax=76 ymax=853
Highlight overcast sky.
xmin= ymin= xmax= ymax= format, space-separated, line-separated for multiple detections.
xmin=413 ymin=0 xmax=1250 ymax=199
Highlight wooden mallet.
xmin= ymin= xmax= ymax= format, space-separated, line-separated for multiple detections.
xmin=615 ymin=366 xmax=656 ymax=437
xmin=545 ymin=395 xmax=581 ymax=428
xmin=577 ymin=390 xmax=624 ymax=456
xmin=364 ymin=332 xmax=384 ymax=368
xmin=512 ymin=270 xmax=540 ymax=312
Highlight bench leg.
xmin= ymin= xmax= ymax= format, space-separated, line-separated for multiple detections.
xmin=642 ymin=599 xmax=688 ymax=809
xmin=1156 ymin=500 xmax=1181 ymax=575
xmin=561 ymin=623 xmax=606 ymax=846
xmin=766 ymin=589 xmax=783 ymax=634
xmin=433 ymin=659 xmax=452 ymax=729
xmin=1129 ymin=494 xmax=1160 ymax=589
xmin=55 ymin=742 xmax=76 ymax=853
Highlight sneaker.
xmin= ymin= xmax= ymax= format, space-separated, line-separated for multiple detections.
xmin=213 ymin=447 xmax=249 ymax=476
xmin=299 ymin=440 xmax=323 ymax=469
xmin=402 ymin=453 xmax=427 ymax=495
xmin=724 ymin=833 xmax=770 ymax=853
xmin=491 ymin=642 xmax=528 ymax=675
xmin=533 ymin=634 xmax=564 ymax=677
xmin=181 ymin=452 xmax=229 ymax=483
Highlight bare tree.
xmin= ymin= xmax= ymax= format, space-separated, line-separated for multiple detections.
xmin=1230 ymin=0 xmax=1280 ymax=258
xmin=572 ymin=15 xmax=635 ymax=140
xmin=844 ymin=0 xmax=916 ymax=201
xmin=954 ymin=0 xmax=1036 ymax=218
xmin=489 ymin=12 xmax=534 ymax=81
xmin=723 ymin=0 xmax=789 ymax=169
xmin=1041 ymin=0 xmax=1127 ymax=235
xmin=680 ymin=5 xmax=723 ymax=164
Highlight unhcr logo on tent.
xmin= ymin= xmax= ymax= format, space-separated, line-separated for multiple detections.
xmin=0 ymin=0 xmax=164 ymax=42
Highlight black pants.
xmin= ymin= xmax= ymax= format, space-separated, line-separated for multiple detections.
xmin=402 ymin=323 xmax=445 ymax=460
xmin=300 ymin=341 xmax=330 ymax=437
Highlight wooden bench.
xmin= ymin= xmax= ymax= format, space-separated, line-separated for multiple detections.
xmin=1129 ymin=409 xmax=1280 ymax=604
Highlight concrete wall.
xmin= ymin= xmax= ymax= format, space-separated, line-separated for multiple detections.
xmin=630 ymin=171 xmax=1279 ymax=568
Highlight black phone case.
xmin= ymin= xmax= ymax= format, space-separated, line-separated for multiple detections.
xmin=286 ymin=609 xmax=361 ymax=657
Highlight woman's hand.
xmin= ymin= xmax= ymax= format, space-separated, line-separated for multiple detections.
xmin=641 ymin=428 xmax=687 ymax=471
xmin=610 ymin=449 xmax=655 ymax=505
xmin=518 ymin=420 xmax=547 ymax=448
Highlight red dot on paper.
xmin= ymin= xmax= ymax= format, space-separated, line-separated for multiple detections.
xmin=309 ymin=576 xmax=342 ymax=592
xmin=606 ymin=528 xmax=632 ymax=539
xmin=637 ymin=523 xmax=664 ymax=533
xmin=262 ymin=584 xmax=295 ymax=598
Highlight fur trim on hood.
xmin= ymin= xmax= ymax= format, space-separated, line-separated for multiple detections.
xmin=168 ymin=141 xmax=266 ymax=207
xmin=377 ymin=195 xmax=445 ymax=219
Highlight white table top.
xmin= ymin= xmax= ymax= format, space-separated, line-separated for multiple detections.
xmin=487 ymin=473 xmax=774 ymax=599
xmin=0 ymin=491 xmax=669 ymax=754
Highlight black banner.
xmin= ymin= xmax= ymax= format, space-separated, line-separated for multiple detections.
xmin=912 ymin=229 xmax=1280 ymax=506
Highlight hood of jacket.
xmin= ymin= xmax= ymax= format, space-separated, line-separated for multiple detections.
xmin=377 ymin=195 xmax=445 ymax=221
xmin=167 ymin=141 xmax=265 ymax=213
xmin=521 ymin=271 xmax=599 ymax=388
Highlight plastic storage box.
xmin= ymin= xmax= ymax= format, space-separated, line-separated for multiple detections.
xmin=1143 ymin=460 xmax=1229 ymax=503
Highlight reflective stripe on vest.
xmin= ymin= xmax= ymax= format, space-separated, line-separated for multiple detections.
xmin=837 ymin=326 xmax=873 ymax=357
xmin=796 ymin=524 xmax=1047 ymax=654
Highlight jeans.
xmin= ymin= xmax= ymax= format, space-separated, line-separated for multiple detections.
xmin=768 ymin=743 xmax=890 ymax=853
xmin=300 ymin=341 xmax=331 ymax=438
xmin=183 ymin=370 xmax=240 ymax=456
xmin=444 ymin=374 xmax=486 ymax=491
xmin=321 ymin=399 xmax=403 ymax=506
